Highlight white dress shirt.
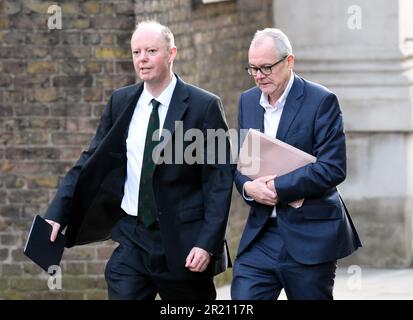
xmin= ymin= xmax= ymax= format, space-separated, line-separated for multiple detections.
xmin=121 ymin=75 xmax=177 ymax=216
xmin=244 ymin=72 xmax=294 ymax=218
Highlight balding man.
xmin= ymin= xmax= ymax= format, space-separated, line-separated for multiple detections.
xmin=44 ymin=21 xmax=234 ymax=300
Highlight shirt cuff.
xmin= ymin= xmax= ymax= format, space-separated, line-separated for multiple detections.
xmin=242 ymin=183 xmax=254 ymax=201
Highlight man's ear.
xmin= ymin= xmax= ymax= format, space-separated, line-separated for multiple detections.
xmin=287 ymin=54 xmax=295 ymax=71
xmin=169 ymin=46 xmax=177 ymax=63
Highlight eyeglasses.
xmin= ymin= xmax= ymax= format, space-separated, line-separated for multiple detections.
xmin=245 ymin=56 xmax=288 ymax=76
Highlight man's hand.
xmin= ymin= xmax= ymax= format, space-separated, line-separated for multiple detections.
xmin=45 ymin=219 xmax=61 ymax=242
xmin=185 ymin=247 xmax=211 ymax=272
xmin=244 ymin=175 xmax=278 ymax=206
xmin=265 ymin=177 xmax=276 ymax=193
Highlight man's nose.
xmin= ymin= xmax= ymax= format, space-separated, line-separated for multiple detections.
xmin=135 ymin=51 xmax=149 ymax=62
xmin=255 ymin=70 xmax=266 ymax=79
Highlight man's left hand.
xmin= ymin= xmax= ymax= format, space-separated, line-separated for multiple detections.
xmin=266 ymin=177 xmax=277 ymax=193
xmin=185 ymin=247 xmax=211 ymax=272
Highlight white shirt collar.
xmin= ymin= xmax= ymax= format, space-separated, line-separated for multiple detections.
xmin=260 ymin=71 xmax=294 ymax=110
xmin=142 ymin=74 xmax=177 ymax=108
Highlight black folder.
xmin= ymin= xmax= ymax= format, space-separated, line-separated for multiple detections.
xmin=23 ymin=215 xmax=66 ymax=272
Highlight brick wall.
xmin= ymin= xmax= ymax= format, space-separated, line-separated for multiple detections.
xmin=0 ymin=0 xmax=272 ymax=299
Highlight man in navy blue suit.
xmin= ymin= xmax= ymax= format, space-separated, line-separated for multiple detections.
xmin=232 ymin=28 xmax=361 ymax=300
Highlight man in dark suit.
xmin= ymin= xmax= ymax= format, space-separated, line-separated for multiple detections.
xmin=231 ymin=28 xmax=361 ymax=300
xmin=44 ymin=21 xmax=234 ymax=300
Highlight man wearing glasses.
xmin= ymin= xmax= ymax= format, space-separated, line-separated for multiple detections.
xmin=232 ymin=28 xmax=361 ymax=300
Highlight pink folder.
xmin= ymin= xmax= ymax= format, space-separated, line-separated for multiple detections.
xmin=237 ymin=129 xmax=317 ymax=208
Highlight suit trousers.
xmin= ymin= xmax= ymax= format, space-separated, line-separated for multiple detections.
xmin=231 ymin=218 xmax=337 ymax=300
xmin=105 ymin=215 xmax=216 ymax=300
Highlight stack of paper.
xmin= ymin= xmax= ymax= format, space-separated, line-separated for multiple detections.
xmin=237 ymin=129 xmax=316 ymax=208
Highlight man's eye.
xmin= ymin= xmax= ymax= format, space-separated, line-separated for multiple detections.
xmin=148 ymin=49 xmax=157 ymax=55
xmin=261 ymin=66 xmax=271 ymax=72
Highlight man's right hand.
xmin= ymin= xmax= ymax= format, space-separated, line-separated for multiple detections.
xmin=45 ymin=219 xmax=61 ymax=242
xmin=244 ymin=175 xmax=279 ymax=206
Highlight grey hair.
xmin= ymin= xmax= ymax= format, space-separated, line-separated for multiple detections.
xmin=133 ymin=20 xmax=175 ymax=49
xmin=251 ymin=28 xmax=292 ymax=59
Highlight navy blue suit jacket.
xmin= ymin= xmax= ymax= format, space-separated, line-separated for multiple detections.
xmin=45 ymin=75 xmax=234 ymax=278
xmin=235 ymin=74 xmax=361 ymax=265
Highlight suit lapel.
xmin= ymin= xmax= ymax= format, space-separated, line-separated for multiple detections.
xmin=98 ymin=83 xmax=143 ymax=154
xmin=117 ymin=84 xmax=143 ymax=122
xmin=161 ymin=76 xmax=189 ymax=141
xmin=276 ymin=74 xmax=304 ymax=141
xmin=253 ymin=101 xmax=265 ymax=133
xmin=155 ymin=75 xmax=189 ymax=162
xmin=118 ymin=84 xmax=144 ymax=148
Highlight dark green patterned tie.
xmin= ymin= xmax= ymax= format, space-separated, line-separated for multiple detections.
xmin=138 ymin=99 xmax=161 ymax=227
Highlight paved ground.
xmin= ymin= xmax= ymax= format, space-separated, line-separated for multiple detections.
xmin=217 ymin=268 xmax=413 ymax=300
